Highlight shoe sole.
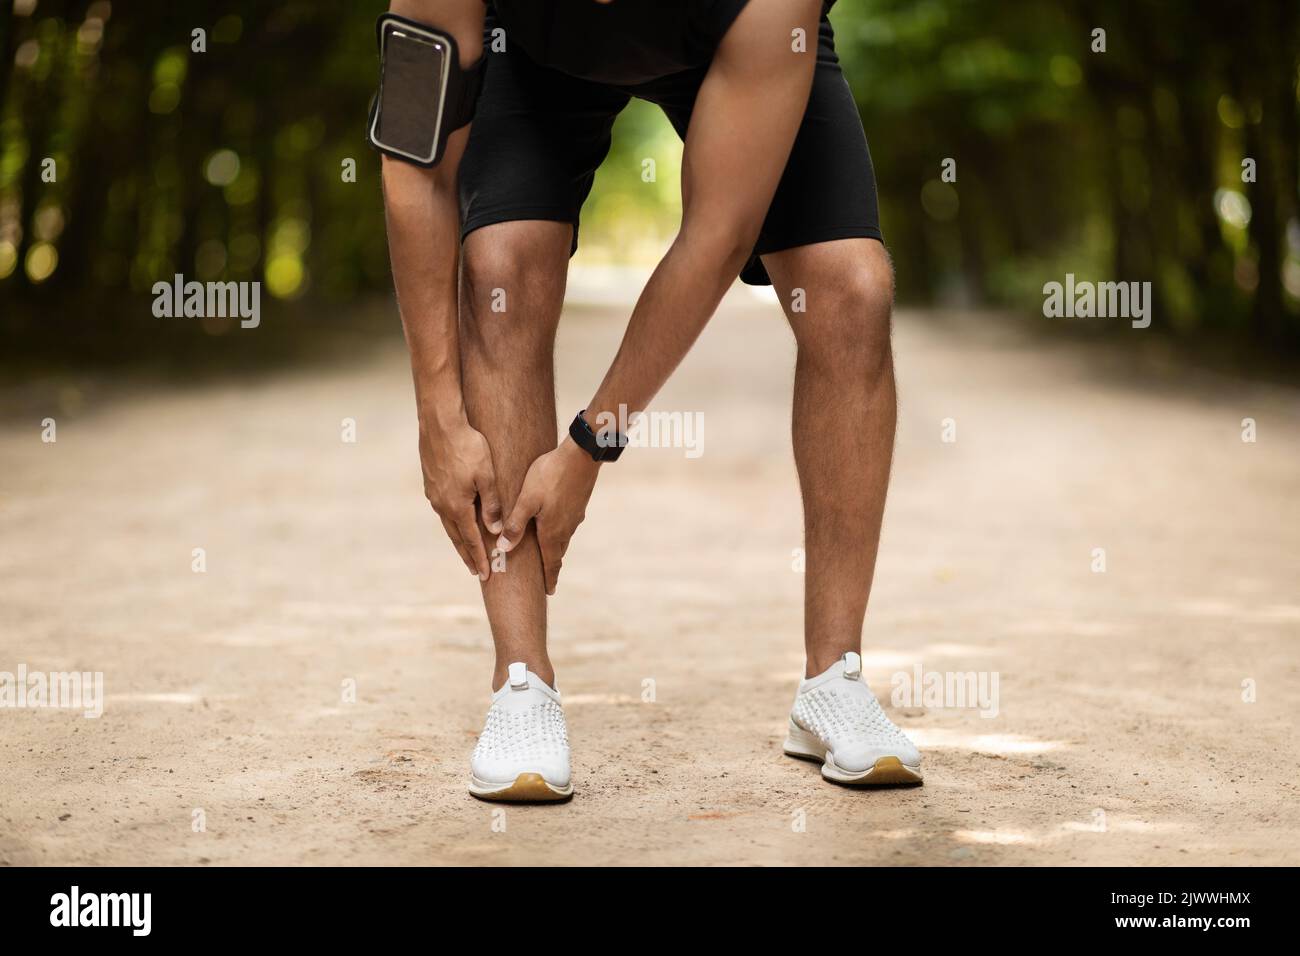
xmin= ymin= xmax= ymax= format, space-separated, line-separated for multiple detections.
xmin=468 ymin=772 xmax=574 ymax=803
xmin=783 ymin=724 xmax=923 ymax=786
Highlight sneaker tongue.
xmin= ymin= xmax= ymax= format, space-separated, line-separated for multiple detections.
xmin=842 ymin=652 xmax=862 ymax=679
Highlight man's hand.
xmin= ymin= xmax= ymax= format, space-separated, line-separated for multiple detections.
xmin=497 ymin=438 xmax=600 ymax=595
xmin=419 ymin=419 xmax=503 ymax=581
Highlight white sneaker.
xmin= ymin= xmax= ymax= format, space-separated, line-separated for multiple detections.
xmin=469 ymin=662 xmax=573 ymax=802
xmin=784 ymin=652 xmax=923 ymax=785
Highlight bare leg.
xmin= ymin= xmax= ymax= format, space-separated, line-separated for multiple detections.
xmin=761 ymin=238 xmax=896 ymax=677
xmin=460 ymin=220 xmax=571 ymax=689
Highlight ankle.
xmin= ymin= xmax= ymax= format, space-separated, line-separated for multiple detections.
xmin=804 ymin=648 xmax=856 ymax=679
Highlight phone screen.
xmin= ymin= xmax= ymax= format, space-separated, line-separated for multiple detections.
xmin=377 ymin=29 xmax=448 ymax=161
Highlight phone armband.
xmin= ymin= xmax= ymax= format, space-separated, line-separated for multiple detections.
xmin=365 ymin=13 xmax=484 ymax=167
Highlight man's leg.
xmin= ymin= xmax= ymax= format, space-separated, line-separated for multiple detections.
xmin=761 ymin=237 xmax=896 ymax=678
xmin=460 ymin=220 xmax=571 ymax=690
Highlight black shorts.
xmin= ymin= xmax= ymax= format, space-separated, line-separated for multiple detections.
xmin=458 ymin=15 xmax=882 ymax=286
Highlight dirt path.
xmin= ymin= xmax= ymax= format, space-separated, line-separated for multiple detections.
xmin=2 ymin=284 xmax=1298 ymax=866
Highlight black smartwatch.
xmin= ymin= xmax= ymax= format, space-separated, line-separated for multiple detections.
xmin=569 ymin=410 xmax=627 ymax=463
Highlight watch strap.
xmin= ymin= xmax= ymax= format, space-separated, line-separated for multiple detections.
xmin=569 ymin=410 xmax=626 ymax=463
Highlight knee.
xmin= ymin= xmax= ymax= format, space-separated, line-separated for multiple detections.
xmin=795 ymin=259 xmax=894 ymax=381
xmin=461 ymin=228 xmax=566 ymax=364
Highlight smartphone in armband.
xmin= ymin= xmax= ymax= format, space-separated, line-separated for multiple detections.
xmin=366 ymin=14 xmax=482 ymax=168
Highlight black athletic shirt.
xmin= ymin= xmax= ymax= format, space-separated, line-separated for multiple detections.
xmin=489 ymin=1 xmax=836 ymax=86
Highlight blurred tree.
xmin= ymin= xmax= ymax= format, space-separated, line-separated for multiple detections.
xmin=1 ymin=0 xmax=1297 ymax=359
xmin=834 ymin=0 xmax=1300 ymax=347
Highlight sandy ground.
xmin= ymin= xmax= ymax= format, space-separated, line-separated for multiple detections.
xmin=2 ymin=281 xmax=1298 ymax=866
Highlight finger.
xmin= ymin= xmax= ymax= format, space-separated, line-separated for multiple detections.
xmin=439 ymin=516 xmax=479 ymax=578
xmin=456 ymin=509 xmax=491 ymax=582
xmin=443 ymin=523 xmax=476 ymax=577
xmin=475 ymin=470 xmax=504 ymax=537
xmin=498 ymin=490 xmax=540 ymax=554
xmin=539 ymin=533 xmax=561 ymax=596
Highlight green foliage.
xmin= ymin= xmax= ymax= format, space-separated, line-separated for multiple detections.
xmin=1 ymin=0 xmax=1297 ymax=353
xmin=832 ymin=0 xmax=1300 ymax=344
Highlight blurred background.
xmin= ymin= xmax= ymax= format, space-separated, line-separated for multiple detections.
xmin=3 ymin=1 xmax=1300 ymax=866
xmin=1 ymin=0 xmax=1299 ymax=371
